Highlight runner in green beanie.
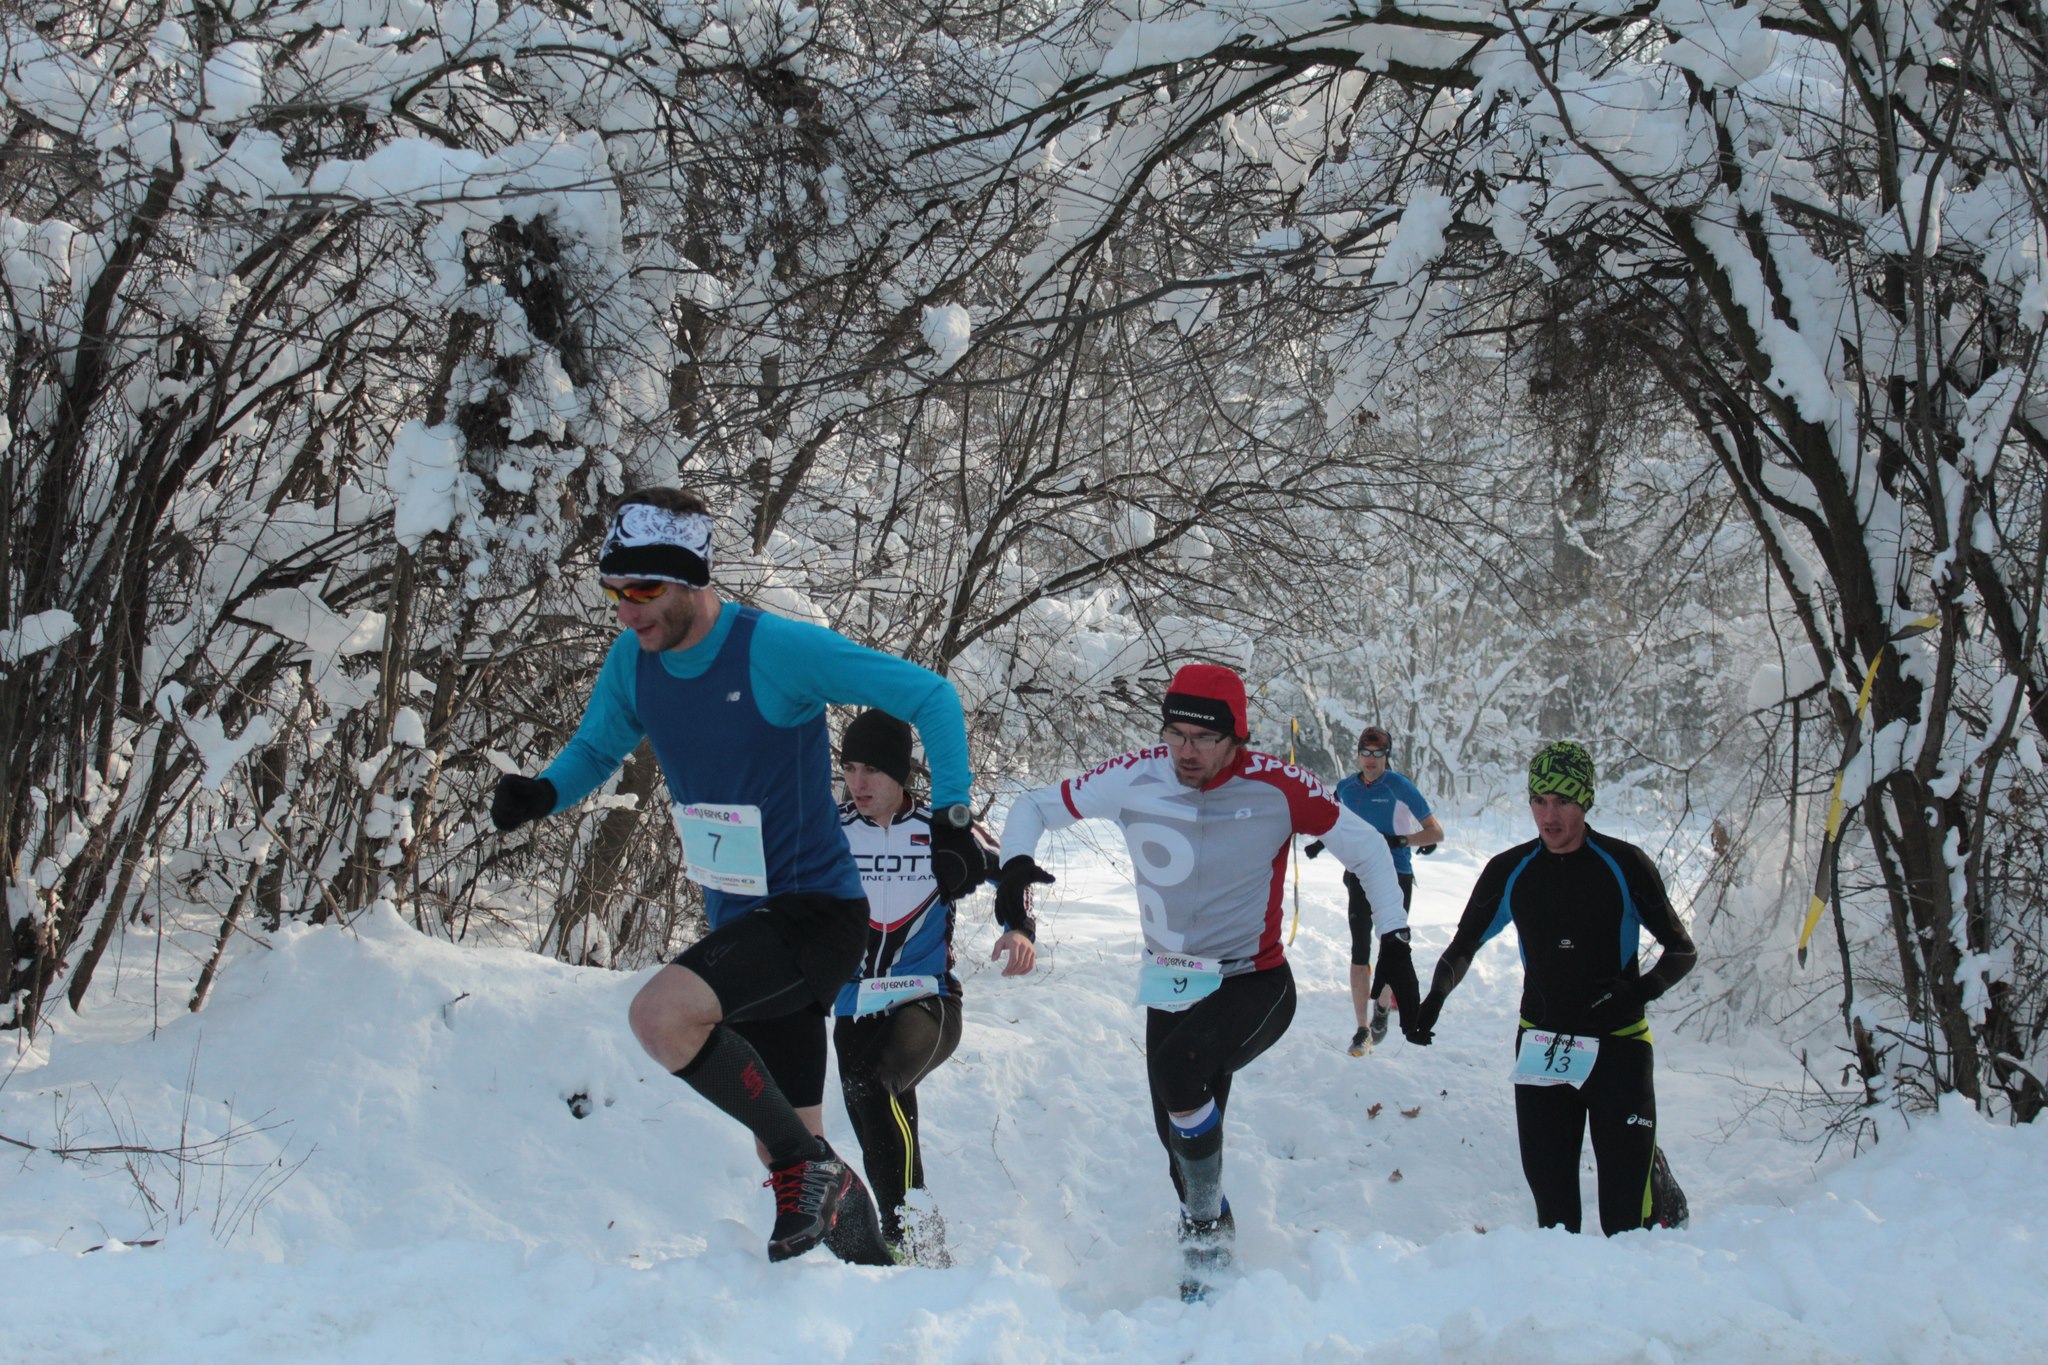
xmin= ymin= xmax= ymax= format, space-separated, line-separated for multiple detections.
xmin=1527 ymin=741 xmax=1596 ymax=809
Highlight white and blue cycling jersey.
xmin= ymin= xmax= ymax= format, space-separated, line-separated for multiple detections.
xmin=832 ymin=800 xmax=961 ymax=1016
xmin=1333 ymin=770 xmax=1434 ymax=876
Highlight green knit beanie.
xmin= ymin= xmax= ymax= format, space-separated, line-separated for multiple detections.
xmin=1528 ymin=741 xmax=1596 ymax=809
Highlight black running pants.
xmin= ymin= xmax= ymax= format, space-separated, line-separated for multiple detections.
xmin=833 ymin=994 xmax=962 ymax=1241
xmin=1146 ymin=963 xmax=1297 ymax=1201
xmin=1513 ymin=1028 xmax=1657 ymax=1235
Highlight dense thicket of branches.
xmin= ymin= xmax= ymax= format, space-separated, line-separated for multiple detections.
xmin=4 ymin=0 xmax=2041 ymax=1123
xmin=925 ymin=0 xmax=2048 ymax=1116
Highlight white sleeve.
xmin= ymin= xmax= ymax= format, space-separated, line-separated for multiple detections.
xmin=996 ymin=750 xmax=1151 ymax=864
xmin=1322 ymin=806 xmax=1409 ymax=935
xmin=998 ymin=781 xmax=1075 ymax=864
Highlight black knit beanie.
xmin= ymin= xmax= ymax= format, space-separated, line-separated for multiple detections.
xmin=840 ymin=709 xmax=913 ymax=787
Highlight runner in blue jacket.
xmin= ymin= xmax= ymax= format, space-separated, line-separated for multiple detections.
xmin=1307 ymin=725 xmax=1447 ymax=1053
xmin=488 ymin=488 xmax=985 ymax=1266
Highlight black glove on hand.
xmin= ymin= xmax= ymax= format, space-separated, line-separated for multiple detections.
xmin=1383 ymin=832 xmax=1409 ymax=850
xmin=491 ymin=774 xmax=556 ymax=832
xmin=929 ymin=817 xmax=987 ymax=901
xmin=1406 ymin=986 xmax=1448 ymax=1045
xmin=993 ymin=855 xmax=1054 ymax=941
xmin=1584 ymin=976 xmax=1649 ymax=1034
xmin=1416 ymin=844 xmax=1438 ymax=856
xmin=1302 ymin=840 xmax=1325 ymax=859
xmin=1370 ymin=929 xmax=1422 ymax=1025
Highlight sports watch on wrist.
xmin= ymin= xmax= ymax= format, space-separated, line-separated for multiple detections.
xmin=934 ymin=803 xmax=972 ymax=830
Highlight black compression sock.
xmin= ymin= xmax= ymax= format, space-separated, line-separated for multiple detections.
xmin=1168 ymin=1122 xmax=1226 ymax=1221
xmin=674 ymin=1025 xmax=820 ymax=1167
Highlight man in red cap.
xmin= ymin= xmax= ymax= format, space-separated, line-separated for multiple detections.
xmin=993 ymin=663 xmax=1420 ymax=1300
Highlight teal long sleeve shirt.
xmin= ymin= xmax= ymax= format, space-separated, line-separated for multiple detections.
xmin=540 ymin=602 xmax=975 ymax=810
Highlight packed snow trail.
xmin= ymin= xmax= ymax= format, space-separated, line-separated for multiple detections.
xmin=4 ymin=819 xmax=2045 ymax=1362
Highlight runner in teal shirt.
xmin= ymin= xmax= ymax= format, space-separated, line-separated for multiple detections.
xmin=1309 ymin=724 xmax=1446 ymax=1052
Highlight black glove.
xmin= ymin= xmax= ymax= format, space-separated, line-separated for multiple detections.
xmin=1584 ymin=976 xmax=1649 ymax=1034
xmin=993 ymin=855 xmax=1053 ymax=942
xmin=929 ymin=817 xmax=987 ymax=901
xmin=1383 ymin=832 xmax=1408 ymax=850
xmin=1302 ymin=840 xmax=1325 ymax=859
xmin=1370 ymin=929 xmax=1422 ymax=1026
xmin=1416 ymin=844 xmax=1438 ymax=856
xmin=1406 ymin=986 xmax=1448 ymax=1045
xmin=491 ymin=774 xmax=556 ymax=832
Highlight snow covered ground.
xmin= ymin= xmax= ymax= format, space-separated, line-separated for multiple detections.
xmin=5 ymin=813 xmax=2045 ymax=1363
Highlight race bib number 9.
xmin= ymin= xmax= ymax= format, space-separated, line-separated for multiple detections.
xmin=1136 ymin=951 xmax=1223 ymax=1011
xmin=1512 ymin=1030 xmax=1599 ymax=1087
xmin=671 ymin=802 xmax=768 ymax=895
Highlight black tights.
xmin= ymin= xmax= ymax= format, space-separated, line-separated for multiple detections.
xmin=1145 ymin=964 xmax=1297 ymax=1204
xmin=833 ymin=995 xmax=962 ymax=1240
xmin=1513 ymin=1029 xmax=1657 ymax=1235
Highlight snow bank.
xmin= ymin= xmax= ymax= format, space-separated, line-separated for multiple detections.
xmin=4 ymin=836 xmax=2044 ymax=1362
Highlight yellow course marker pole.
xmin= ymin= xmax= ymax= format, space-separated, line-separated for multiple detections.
xmin=1288 ymin=717 xmax=1303 ymax=946
xmin=1796 ymin=615 xmax=1940 ymax=966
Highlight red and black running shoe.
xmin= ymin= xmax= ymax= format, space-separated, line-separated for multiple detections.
xmin=765 ymin=1145 xmax=854 ymax=1262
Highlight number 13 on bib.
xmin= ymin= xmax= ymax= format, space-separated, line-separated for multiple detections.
xmin=1512 ymin=1030 xmax=1599 ymax=1087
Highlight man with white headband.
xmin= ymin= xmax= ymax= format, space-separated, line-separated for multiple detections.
xmin=490 ymin=487 xmax=986 ymax=1266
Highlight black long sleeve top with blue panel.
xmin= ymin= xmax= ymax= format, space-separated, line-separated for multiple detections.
xmin=1434 ymin=828 xmax=1697 ymax=1035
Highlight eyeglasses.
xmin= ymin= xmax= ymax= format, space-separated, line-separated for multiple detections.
xmin=601 ymin=580 xmax=668 ymax=604
xmin=1160 ymin=726 xmax=1231 ymax=752
xmin=1358 ymin=746 xmax=1391 ymax=758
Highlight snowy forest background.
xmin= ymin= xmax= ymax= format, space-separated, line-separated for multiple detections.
xmin=4 ymin=0 xmax=2046 ymax=1146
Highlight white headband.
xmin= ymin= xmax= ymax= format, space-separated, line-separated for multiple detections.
xmin=599 ymin=505 xmax=714 ymax=586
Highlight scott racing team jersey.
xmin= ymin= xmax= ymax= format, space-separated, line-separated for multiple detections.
xmin=832 ymin=800 xmax=961 ymax=1016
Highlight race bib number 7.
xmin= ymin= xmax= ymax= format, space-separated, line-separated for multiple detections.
xmin=1136 ymin=951 xmax=1223 ymax=1010
xmin=671 ymin=802 xmax=768 ymax=895
xmin=1512 ymin=1030 xmax=1598 ymax=1087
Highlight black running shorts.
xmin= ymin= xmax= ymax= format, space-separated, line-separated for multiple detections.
xmin=674 ymin=893 xmax=867 ymax=1023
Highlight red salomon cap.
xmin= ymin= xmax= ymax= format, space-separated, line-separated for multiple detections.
xmin=1160 ymin=663 xmax=1250 ymax=741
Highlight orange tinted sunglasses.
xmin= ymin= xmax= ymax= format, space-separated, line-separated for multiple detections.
xmin=601 ymin=580 xmax=668 ymax=604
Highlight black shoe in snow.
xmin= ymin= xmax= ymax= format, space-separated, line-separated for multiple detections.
xmin=1371 ymin=1001 xmax=1392 ymax=1047
xmin=1348 ymin=1027 xmax=1371 ymax=1057
xmin=1178 ymin=1202 xmax=1236 ymax=1303
xmin=765 ymin=1144 xmax=854 ymax=1262
xmin=1647 ymin=1146 xmax=1690 ymax=1229
xmin=821 ymin=1170 xmax=895 ymax=1266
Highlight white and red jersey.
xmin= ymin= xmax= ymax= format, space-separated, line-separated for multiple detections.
xmin=999 ymin=745 xmax=1406 ymax=975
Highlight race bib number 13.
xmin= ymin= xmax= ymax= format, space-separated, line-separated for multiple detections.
xmin=1512 ymin=1030 xmax=1598 ymax=1087
xmin=671 ymin=802 xmax=768 ymax=895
